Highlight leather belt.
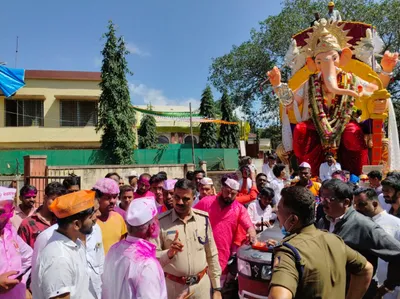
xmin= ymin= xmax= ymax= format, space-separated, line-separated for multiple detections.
xmin=165 ymin=267 xmax=208 ymax=286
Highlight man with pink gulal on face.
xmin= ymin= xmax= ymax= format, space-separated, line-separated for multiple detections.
xmin=102 ymin=197 xmax=167 ymax=299
xmin=102 ymin=197 xmax=189 ymax=299
xmin=134 ymin=175 xmax=155 ymax=200
xmin=0 ymin=187 xmax=33 ymax=299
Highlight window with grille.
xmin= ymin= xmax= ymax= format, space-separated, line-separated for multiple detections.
xmin=5 ymin=99 xmax=44 ymax=127
xmin=60 ymin=100 xmax=98 ymax=127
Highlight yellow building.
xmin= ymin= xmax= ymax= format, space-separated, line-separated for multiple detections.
xmin=0 ymin=70 xmax=198 ymax=149
xmin=0 ymin=70 xmax=101 ymax=149
xmin=135 ymin=105 xmax=200 ymax=145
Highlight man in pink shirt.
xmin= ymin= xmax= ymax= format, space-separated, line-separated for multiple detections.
xmin=102 ymin=197 xmax=168 ymax=299
xmin=194 ymin=175 xmax=256 ymax=283
xmin=11 ymin=185 xmax=37 ymax=230
xmin=134 ymin=175 xmax=155 ymax=199
xmin=0 ymin=187 xmax=33 ymax=299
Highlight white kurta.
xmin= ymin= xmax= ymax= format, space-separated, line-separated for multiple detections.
xmin=262 ymin=163 xmax=275 ymax=183
xmin=319 ymin=162 xmax=341 ymax=182
xmin=378 ymin=193 xmax=392 ymax=213
xmin=372 ymin=211 xmax=400 ymax=299
xmin=32 ymin=224 xmax=104 ymax=299
xmin=102 ymin=236 xmax=167 ymax=299
xmin=270 ymin=178 xmax=285 ymax=205
xmin=32 ymin=231 xmax=94 ymax=299
xmin=247 ymin=200 xmax=275 ymax=231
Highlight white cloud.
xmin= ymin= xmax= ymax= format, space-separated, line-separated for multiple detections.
xmin=126 ymin=43 xmax=150 ymax=57
xmin=129 ymin=83 xmax=200 ymax=109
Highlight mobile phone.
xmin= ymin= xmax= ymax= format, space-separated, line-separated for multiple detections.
xmin=15 ymin=266 xmax=31 ymax=281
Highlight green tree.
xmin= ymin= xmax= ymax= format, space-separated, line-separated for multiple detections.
xmin=97 ymin=21 xmax=136 ymax=164
xmin=199 ymin=86 xmax=218 ymax=148
xmin=209 ymin=0 xmax=400 ymax=125
xmin=218 ymin=91 xmax=239 ymax=148
xmin=138 ymin=107 xmax=158 ymax=149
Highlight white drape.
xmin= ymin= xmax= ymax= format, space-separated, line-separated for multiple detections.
xmin=388 ymin=98 xmax=400 ymax=170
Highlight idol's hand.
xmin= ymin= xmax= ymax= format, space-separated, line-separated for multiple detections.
xmin=381 ymin=51 xmax=399 ymax=73
xmin=267 ymin=66 xmax=282 ymax=87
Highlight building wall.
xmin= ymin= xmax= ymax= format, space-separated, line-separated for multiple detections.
xmin=0 ymin=78 xmax=200 ymax=149
xmin=0 ymin=78 xmax=102 ymax=149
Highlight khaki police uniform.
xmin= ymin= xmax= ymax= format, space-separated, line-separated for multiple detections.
xmin=270 ymin=225 xmax=367 ymax=299
xmin=155 ymin=208 xmax=222 ymax=299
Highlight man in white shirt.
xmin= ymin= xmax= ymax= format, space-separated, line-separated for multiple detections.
xmin=247 ymin=187 xmax=276 ymax=232
xmin=368 ymin=170 xmax=383 ymax=195
xmin=327 ymin=1 xmax=342 ymax=22
xmin=102 ymin=197 xmax=168 ymax=299
xmin=32 ymin=222 xmax=104 ymax=298
xmin=378 ymin=193 xmax=392 ymax=212
xmin=262 ymin=154 xmax=277 ymax=183
xmin=270 ymin=164 xmax=287 ymax=205
xmin=354 ymin=188 xmax=400 ymax=299
xmin=32 ymin=190 xmax=99 ymax=299
xmin=319 ymin=152 xmax=341 ymax=182
xmin=382 ymin=177 xmax=400 ymax=219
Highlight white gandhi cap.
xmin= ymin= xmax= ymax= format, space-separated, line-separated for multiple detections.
xmin=126 ymin=170 xmax=138 ymax=178
xmin=126 ymin=197 xmax=158 ymax=226
xmin=299 ymin=162 xmax=311 ymax=169
xmin=200 ymin=177 xmax=213 ymax=185
xmin=0 ymin=187 xmax=16 ymax=202
xmin=224 ymin=178 xmax=240 ymax=191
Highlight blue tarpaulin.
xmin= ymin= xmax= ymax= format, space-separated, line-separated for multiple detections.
xmin=0 ymin=65 xmax=25 ymax=97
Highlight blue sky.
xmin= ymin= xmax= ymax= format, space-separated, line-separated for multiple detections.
xmin=1 ymin=0 xmax=282 ymax=109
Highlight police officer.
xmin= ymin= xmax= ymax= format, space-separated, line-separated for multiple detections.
xmin=268 ymin=186 xmax=373 ymax=299
xmin=155 ymin=179 xmax=222 ymax=299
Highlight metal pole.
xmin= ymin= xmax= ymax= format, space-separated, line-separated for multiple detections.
xmin=189 ymin=103 xmax=195 ymax=165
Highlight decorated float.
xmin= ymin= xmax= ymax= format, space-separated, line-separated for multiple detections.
xmin=266 ymin=19 xmax=399 ymax=176
xmin=237 ymin=19 xmax=399 ymax=299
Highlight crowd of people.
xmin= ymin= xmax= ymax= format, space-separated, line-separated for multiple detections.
xmin=1 ymin=153 xmax=400 ymax=299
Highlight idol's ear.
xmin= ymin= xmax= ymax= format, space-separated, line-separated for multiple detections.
xmin=340 ymin=48 xmax=353 ymax=67
xmin=306 ymin=57 xmax=317 ymax=73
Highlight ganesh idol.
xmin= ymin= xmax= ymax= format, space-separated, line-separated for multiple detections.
xmin=266 ymin=19 xmax=399 ymax=176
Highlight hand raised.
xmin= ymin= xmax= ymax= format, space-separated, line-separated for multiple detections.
xmin=267 ymin=66 xmax=282 ymax=87
xmin=167 ymin=230 xmax=184 ymax=259
xmin=381 ymin=51 xmax=399 ymax=73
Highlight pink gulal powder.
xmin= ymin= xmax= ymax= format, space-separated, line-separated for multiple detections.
xmin=23 ymin=191 xmax=37 ymax=198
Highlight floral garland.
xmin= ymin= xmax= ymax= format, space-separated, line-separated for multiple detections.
xmin=308 ymin=72 xmax=356 ymax=150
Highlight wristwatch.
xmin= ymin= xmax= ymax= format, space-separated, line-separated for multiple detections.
xmin=213 ymin=288 xmax=222 ymax=293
